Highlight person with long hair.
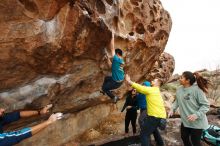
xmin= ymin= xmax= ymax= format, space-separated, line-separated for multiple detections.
xmin=168 ymin=71 xmax=210 ymax=146
xmin=121 ymin=88 xmax=138 ymax=136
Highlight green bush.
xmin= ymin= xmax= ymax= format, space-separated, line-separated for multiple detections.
xmin=201 ymin=72 xmax=212 ymax=77
xmin=161 ymin=83 xmax=179 ymax=92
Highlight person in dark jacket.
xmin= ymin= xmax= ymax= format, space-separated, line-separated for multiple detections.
xmin=121 ymin=89 xmax=138 ymax=135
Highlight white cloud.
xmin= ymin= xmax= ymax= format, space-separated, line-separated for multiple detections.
xmin=161 ymin=0 xmax=220 ymax=73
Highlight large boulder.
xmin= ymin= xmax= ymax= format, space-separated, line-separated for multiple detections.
xmin=0 ymin=0 xmax=174 ymax=145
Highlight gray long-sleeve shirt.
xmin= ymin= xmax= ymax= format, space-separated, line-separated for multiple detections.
xmin=172 ymin=84 xmax=209 ymax=129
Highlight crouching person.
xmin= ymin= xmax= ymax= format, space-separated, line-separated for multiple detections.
xmin=0 ymin=105 xmax=62 ymax=146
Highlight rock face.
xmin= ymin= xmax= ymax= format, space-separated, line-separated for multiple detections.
xmin=0 ymin=0 xmax=173 ymax=145
xmin=146 ymin=52 xmax=175 ymax=83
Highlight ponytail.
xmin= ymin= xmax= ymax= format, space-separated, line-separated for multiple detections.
xmin=193 ymin=72 xmax=211 ymax=94
xmin=182 ymin=71 xmax=211 ymax=93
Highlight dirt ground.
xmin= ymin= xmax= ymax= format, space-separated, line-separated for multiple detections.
xmin=64 ymin=96 xmax=220 ymax=146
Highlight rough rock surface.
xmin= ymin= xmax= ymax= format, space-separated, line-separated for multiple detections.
xmin=0 ymin=0 xmax=173 ymax=145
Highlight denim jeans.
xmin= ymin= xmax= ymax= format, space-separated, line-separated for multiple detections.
xmin=140 ymin=116 xmax=164 ymax=146
xmin=102 ymin=76 xmax=122 ymax=99
xmin=153 ymin=128 xmax=164 ymax=146
xmin=139 ymin=109 xmax=147 ymax=127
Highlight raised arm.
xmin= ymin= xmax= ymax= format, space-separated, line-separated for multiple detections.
xmin=104 ymin=32 xmax=115 ymax=67
xmin=125 ymin=74 xmax=150 ymax=95
xmin=110 ymin=32 xmax=115 ymax=57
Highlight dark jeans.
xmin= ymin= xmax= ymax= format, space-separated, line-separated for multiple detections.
xmin=139 ymin=111 xmax=164 ymax=146
xmin=181 ymin=123 xmax=203 ymax=146
xmin=140 ymin=116 xmax=164 ymax=146
xmin=139 ymin=109 xmax=147 ymax=127
xmin=125 ymin=111 xmax=137 ymax=134
xmin=102 ymin=76 xmax=123 ymax=99
xmin=153 ymin=129 xmax=164 ymax=146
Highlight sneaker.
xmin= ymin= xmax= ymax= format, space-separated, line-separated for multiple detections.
xmin=113 ymin=96 xmax=119 ymax=103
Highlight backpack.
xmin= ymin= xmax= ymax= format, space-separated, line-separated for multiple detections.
xmin=201 ymin=125 xmax=220 ymax=146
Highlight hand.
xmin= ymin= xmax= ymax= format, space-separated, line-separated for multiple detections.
xmin=47 ymin=114 xmax=58 ymax=124
xmin=0 ymin=108 xmax=5 ymax=117
xmin=187 ymin=114 xmax=198 ymax=122
xmin=127 ymin=106 xmax=132 ymax=109
xmin=168 ymin=110 xmax=174 ymax=118
xmin=47 ymin=113 xmax=63 ymax=124
xmin=104 ymin=54 xmax=109 ymax=60
xmin=40 ymin=104 xmax=53 ymax=115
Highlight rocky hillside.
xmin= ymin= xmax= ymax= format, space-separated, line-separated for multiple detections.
xmin=0 ymin=0 xmax=174 ymax=145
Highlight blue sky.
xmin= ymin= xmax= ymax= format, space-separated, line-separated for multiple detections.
xmin=161 ymin=0 xmax=220 ymax=73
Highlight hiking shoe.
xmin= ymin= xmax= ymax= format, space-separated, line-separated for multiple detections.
xmin=113 ymin=96 xmax=119 ymax=103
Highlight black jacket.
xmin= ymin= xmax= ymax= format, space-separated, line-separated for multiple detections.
xmin=121 ymin=94 xmax=138 ymax=112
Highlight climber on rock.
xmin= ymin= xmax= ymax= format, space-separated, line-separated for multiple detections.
xmin=101 ymin=31 xmax=125 ymax=103
xmin=0 ymin=104 xmax=62 ymax=146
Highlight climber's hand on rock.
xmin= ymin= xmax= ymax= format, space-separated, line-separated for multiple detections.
xmin=40 ymin=104 xmax=53 ymax=115
xmin=47 ymin=114 xmax=58 ymax=124
xmin=47 ymin=113 xmax=63 ymax=124
xmin=104 ymin=54 xmax=109 ymax=59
